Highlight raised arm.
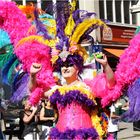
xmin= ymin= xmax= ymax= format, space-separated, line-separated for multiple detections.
xmin=95 ymin=53 xmax=116 ymax=87
xmin=29 ymin=63 xmax=42 ymax=91
xmin=23 ymin=106 xmax=38 ymax=123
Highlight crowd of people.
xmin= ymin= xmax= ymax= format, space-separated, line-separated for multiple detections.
xmin=0 ymin=97 xmax=125 ymax=140
xmin=17 ymin=98 xmax=56 ymax=140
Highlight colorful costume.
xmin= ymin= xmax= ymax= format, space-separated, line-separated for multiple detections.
xmin=48 ymin=82 xmax=109 ymax=139
xmin=1 ymin=0 xmax=140 ymax=139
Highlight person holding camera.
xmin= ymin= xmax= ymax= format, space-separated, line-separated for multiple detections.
xmin=20 ymin=96 xmax=39 ymax=140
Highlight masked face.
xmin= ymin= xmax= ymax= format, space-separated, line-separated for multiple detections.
xmin=61 ymin=62 xmax=78 ymax=79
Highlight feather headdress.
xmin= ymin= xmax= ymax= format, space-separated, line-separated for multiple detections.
xmin=51 ymin=0 xmax=107 ymax=64
xmin=0 ymin=0 xmax=107 ymax=105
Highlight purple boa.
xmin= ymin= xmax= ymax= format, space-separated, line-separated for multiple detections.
xmin=50 ymin=89 xmax=96 ymax=108
xmin=121 ymin=78 xmax=140 ymax=122
xmin=11 ymin=73 xmax=29 ymax=102
xmin=49 ymin=127 xmax=98 ymax=139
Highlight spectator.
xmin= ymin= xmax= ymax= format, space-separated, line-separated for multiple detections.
xmin=121 ymin=101 xmax=129 ymax=112
xmin=108 ymin=103 xmax=120 ymax=140
xmin=20 ymin=96 xmax=39 ymax=140
xmin=0 ymin=98 xmax=6 ymax=140
xmin=39 ymin=99 xmax=57 ymax=140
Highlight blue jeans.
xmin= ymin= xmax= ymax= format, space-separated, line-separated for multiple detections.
xmin=0 ymin=128 xmax=5 ymax=140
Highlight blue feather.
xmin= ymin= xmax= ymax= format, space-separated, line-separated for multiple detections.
xmin=0 ymin=29 xmax=11 ymax=48
xmin=0 ymin=44 xmax=13 ymax=68
xmin=2 ymin=55 xmax=17 ymax=85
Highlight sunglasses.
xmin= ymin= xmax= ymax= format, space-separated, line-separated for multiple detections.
xmin=61 ymin=62 xmax=74 ymax=68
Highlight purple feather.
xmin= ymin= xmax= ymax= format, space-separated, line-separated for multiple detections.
xmin=10 ymin=73 xmax=29 ymax=102
xmin=72 ymin=10 xmax=97 ymax=35
xmin=54 ymin=2 xmax=71 ymax=50
xmin=50 ymin=89 xmax=96 ymax=108
xmin=72 ymin=10 xmax=96 ymax=25
xmin=49 ymin=127 xmax=98 ymax=139
xmin=84 ymin=24 xmax=99 ymax=36
xmin=34 ymin=9 xmax=51 ymax=39
xmin=121 ymin=78 xmax=140 ymax=122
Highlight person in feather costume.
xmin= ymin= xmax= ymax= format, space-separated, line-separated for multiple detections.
xmin=27 ymin=0 xmax=115 ymax=139
xmin=1 ymin=0 xmax=140 ymax=139
xmin=28 ymin=0 xmax=140 ymax=138
xmin=0 ymin=0 xmax=119 ymax=139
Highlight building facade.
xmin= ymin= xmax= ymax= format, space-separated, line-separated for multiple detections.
xmin=79 ymin=0 xmax=139 ymax=70
xmin=9 ymin=0 xmax=139 ymax=42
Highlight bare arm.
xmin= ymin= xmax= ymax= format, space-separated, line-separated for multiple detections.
xmin=95 ymin=53 xmax=116 ymax=87
xmin=29 ymin=74 xmax=37 ymax=92
xmin=39 ymin=107 xmax=55 ymax=121
xmin=103 ymin=63 xmax=116 ymax=87
xmin=23 ymin=107 xmax=37 ymax=123
xmin=111 ymin=112 xmax=120 ymax=119
xmin=52 ymin=108 xmax=58 ymax=124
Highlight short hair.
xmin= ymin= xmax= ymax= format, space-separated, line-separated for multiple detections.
xmin=53 ymin=53 xmax=84 ymax=74
xmin=22 ymin=95 xmax=30 ymax=106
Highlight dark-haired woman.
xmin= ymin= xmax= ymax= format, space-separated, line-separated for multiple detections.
xmin=39 ymin=99 xmax=57 ymax=140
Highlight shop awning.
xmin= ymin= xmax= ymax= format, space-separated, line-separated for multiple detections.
xmin=104 ymin=48 xmax=124 ymax=57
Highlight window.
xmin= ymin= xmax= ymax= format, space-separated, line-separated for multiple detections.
xmin=12 ymin=0 xmax=37 ymax=5
xmin=99 ymin=0 xmax=137 ymax=25
xmin=131 ymin=0 xmax=138 ymax=24
xmin=12 ymin=0 xmax=22 ymax=5
xmin=99 ymin=0 xmax=104 ymax=19
xmin=107 ymin=0 xmax=113 ymax=22
xmin=124 ymin=0 xmax=130 ymax=24
xmin=41 ymin=0 xmax=53 ymax=15
xmin=115 ymin=0 xmax=121 ymax=23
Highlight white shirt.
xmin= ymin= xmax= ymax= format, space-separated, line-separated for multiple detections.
xmin=108 ymin=104 xmax=119 ymax=132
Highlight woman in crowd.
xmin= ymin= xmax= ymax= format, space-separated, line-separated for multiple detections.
xmin=39 ymin=99 xmax=57 ymax=139
xmin=108 ymin=102 xmax=120 ymax=140
xmin=20 ymin=97 xmax=39 ymax=140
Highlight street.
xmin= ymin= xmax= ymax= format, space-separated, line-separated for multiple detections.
xmin=5 ymin=122 xmax=140 ymax=140
xmin=118 ymin=122 xmax=140 ymax=140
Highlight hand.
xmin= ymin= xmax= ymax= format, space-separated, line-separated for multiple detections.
xmin=41 ymin=102 xmax=45 ymax=107
xmin=30 ymin=63 xmax=42 ymax=76
xmin=94 ymin=53 xmax=108 ymax=67
xmin=32 ymin=106 xmax=38 ymax=114
xmin=53 ymin=117 xmax=56 ymax=122
xmin=50 ymin=117 xmax=55 ymax=121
